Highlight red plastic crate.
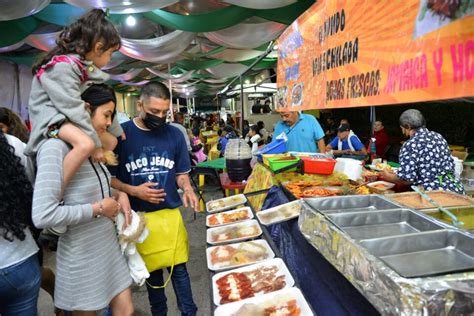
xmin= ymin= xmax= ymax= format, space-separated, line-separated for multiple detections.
xmin=301 ymin=157 xmax=336 ymax=175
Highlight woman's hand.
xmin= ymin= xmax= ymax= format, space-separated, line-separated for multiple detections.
xmin=380 ymin=170 xmax=397 ymax=182
xmin=92 ymin=147 xmax=106 ymax=163
xmin=93 ymin=197 xmax=121 ymax=219
xmin=115 ymin=191 xmax=131 ymax=229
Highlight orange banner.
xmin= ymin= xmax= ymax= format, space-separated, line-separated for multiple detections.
xmin=276 ymin=0 xmax=474 ymax=110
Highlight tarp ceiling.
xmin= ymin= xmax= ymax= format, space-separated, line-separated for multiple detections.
xmin=0 ymin=0 xmax=314 ymax=97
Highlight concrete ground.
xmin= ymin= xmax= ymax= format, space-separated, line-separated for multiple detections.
xmin=38 ymin=200 xmax=214 ymax=316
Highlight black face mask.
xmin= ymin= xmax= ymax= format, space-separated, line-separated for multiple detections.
xmin=143 ymin=112 xmax=166 ymax=130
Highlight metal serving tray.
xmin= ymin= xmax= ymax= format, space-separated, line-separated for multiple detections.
xmin=359 ymin=230 xmax=474 ymax=278
xmin=304 ymin=194 xmax=402 ymax=214
xmin=327 ymin=209 xmax=445 ymax=240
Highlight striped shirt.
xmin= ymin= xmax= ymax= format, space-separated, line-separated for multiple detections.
xmin=32 ymin=139 xmax=131 ymax=310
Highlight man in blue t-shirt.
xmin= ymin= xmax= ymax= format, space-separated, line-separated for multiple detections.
xmin=326 ymin=124 xmax=367 ymax=157
xmin=273 ymin=111 xmax=325 ymax=153
xmin=109 ymin=82 xmax=198 ymax=316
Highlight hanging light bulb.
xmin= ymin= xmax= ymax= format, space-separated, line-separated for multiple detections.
xmin=126 ymin=15 xmax=136 ymax=26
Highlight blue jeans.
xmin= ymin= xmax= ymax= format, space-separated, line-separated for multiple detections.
xmin=0 ymin=254 xmax=41 ymax=316
xmin=146 ymin=263 xmax=197 ymax=316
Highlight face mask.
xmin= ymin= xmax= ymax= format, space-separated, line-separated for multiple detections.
xmin=143 ymin=112 xmax=166 ymax=130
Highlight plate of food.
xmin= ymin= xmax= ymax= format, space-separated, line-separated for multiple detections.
xmin=257 ymin=201 xmax=302 ymax=226
xmin=207 ymin=220 xmax=262 ymax=245
xmin=206 ymin=240 xmax=275 ymax=271
xmin=206 ymin=207 xmax=254 ymax=227
xmin=367 ymin=162 xmax=394 ymax=172
xmin=212 ymin=258 xmax=295 ymax=305
xmin=206 ymin=194 xmax=247 ymax=213
xmin=214 ymin=287 xmax=313 ymax=316
xmin=367 ymin=181 xmax=396 ymax=191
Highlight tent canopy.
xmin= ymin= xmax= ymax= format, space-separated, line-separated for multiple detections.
xmin=0 ymin=0 xmax=315 ymax=97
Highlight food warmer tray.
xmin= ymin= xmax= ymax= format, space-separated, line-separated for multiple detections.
xmin=304 ymin=194 xmax=402 ymax=214
xmin=326 ymin=208 xmax=446 ymax=240
xmin=359 ymin=230 xmax=474 ymax=278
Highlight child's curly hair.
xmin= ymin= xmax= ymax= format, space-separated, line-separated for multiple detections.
xmin=32 ymin=9 xmax=121 ymax=74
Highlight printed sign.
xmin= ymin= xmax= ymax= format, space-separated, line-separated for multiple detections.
xmin=276 ymin=0 xmax=474 ymax=110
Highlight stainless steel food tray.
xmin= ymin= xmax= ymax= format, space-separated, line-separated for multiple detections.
xmin=386 ymin=190 xmax=474 ymax=210
xmin=303 ymin=194 xmax=402 ymax=214
xmin=327 ymin=209 xmax=445 ymax=240
xmin=359 ymin=230 xmax=474 ymax=278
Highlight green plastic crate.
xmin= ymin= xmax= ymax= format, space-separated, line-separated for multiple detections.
xmin=267 ymin=156 xmax=300 ymax=172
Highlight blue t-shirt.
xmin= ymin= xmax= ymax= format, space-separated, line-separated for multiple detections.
xmin=273 ymin=113 xmax=325 ymax=153
xmin=329 ymin=134 xmax=364 ymax=151
xmin=109 ymin=120 xmax=191 ymax=212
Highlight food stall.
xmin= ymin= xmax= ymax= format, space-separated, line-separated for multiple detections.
xmin=203 ymin=0 xmax=474 ymax=314
xmin=204 ymin=185 xmax=474 ymax=315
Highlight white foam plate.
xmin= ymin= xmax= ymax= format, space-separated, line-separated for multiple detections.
xmin=214 ymin=287 xmax=313 ymax=316
xmin=212 ymin=258 xmax=295 ymax=306
xmin=206 ymin=239 xmax=275 ymax=272
xmin=207 ymin=220 xmax=262 ymax=245
xmin=206 ymin=194 xmax=248 ymax=213
xmin=256 ymin=200 xmax=302 ymax=226
xmin=206 ymin=207 xmax=254 ymax=228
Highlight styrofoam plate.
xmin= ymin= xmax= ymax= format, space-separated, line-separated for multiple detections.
xmin=212 ymin=258 xmax=295 ymax=306
xmin=206 ymin=194 xmax=247 ymax=213
xmin=256 ymin=200 xmax=302 ymax=226
xmin=207 ymin=220 xmax=262 ymax=245
xmin=206 ymin=207 xmax=253 ymax=228
xmin=206 ymin=239 xmax=275 ymax=272
xmin=214 ymin=287 xmax=313 ymax=316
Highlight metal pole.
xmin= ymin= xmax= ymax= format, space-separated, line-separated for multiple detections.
xmin=370 ymin=106 xmax=376 ymax=136
xmin=240 ymin=75 xmax=244 ymax=132
xmin=168 ymin=64 xmax=174 ymax=121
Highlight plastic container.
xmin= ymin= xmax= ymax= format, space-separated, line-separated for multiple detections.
xmin=225 ymin=139 xmax=252 ymax=182
xmin=255 ymin=139 xmax=287 ymax=161
xmin=452 ymin=156 xmax=463 ymax=180
xmin=334 ymin=158 xmax=363 ymax=180
xmin=226 ymin=159 xmax=252 ymax=182
xmin=301 ymin=157 xmax=336 ymax=175
xmin=267 ymin=156 xmax=300 ymax=172
xmin=262 ymin=153 xmax=290 ymax=166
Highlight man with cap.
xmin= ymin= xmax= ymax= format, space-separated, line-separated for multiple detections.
xmin=326 ymin=124 xmax=367 ymax=157
xmin=273 ymin=111 xmax=325 ymax=153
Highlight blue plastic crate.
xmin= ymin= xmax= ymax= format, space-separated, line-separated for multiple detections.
xmin=255 ymin=139 xmax=287 ymax=161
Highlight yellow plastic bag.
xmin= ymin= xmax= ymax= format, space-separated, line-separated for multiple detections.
xmin=136 ymin=208 xmax=189 ymax=288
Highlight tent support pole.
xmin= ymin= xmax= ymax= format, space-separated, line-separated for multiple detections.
xmin=240 ymin=75 xmax=244 ymax=132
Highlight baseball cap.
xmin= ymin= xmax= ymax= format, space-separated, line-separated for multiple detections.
xmin=337 ymin=124 xmax=350 ymax=132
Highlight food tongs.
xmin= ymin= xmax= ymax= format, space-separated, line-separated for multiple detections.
xmin=411 ymin=186 xmax=464 ymax=228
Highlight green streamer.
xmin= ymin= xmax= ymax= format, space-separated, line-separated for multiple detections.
xmin=0 ymin=17 xmax=40 ymax=47
xmin=34 ymin=3 xmax=86 ymax=26
xmin=144 ymin=6 xmax=253 ymax=32
xmin=256 ymin=0 xmax=315 ymax=25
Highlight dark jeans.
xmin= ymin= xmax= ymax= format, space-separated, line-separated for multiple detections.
xmin=0 ymin=253 xmax=41 ymax=316
xmin=146 ymin=263 xmax=197 ymax=316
